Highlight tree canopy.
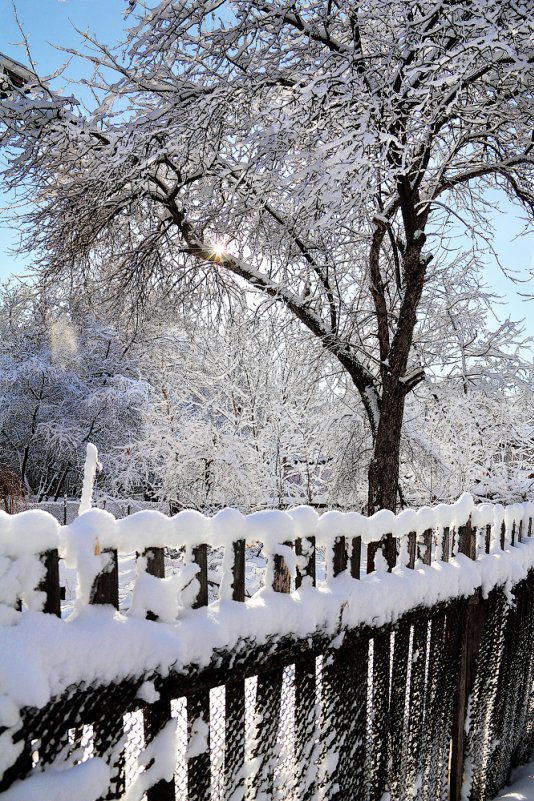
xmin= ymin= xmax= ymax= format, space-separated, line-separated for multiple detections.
xmin=1 ymin=0 xmax=532 ymax=514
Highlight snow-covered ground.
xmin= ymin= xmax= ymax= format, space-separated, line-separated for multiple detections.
xmin=494 ymin=762 xmax=534 ymax=800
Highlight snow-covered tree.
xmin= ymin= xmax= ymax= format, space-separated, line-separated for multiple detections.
xmin=113 ymin=308 xmax=361 ymax=510
xmin=0 ymin=286 xmax=150 ymax=497
xmin=1 ymin=1 xmax=533 ymax=516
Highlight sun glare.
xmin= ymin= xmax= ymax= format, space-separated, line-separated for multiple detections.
xmin=211 ymin=240 xmax=226 ymax=260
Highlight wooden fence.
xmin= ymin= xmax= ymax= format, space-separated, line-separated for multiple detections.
xmin=1 ymin=504 xmax=534 ymax=800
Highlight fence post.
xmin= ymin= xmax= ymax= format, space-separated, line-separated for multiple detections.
xmin=188 ymin=543 xmax=211 ymax=801
xmin=368 ymin=533 xmax=396 ymax=573
xmin=38 ymin=549 xmax=61 ymax=617
xmin=442 ymin=526 xmax=450 ymax=562
xmin=89 ymin=549 xmax=123 ymax=798
xmin=249 ymin=540 xmax=293 ymax=798
xmin=141 ymin=547 xmax=174 ymax=801
xmin=191 ymin=544 xmax=208 ymax=608
xmin=450 ymin=516 xmax=485 ymax=801
xmin=273 ymin=542 xmax=292 ymax=593
xmin=422 ymin=528 xmax=433 ymax=565
xmin=90 ymin=550 xmax=119 ymax=608
xmin=350 ymin=534 xmax=361 ymax=578
xmin=332 ymin=536 xmax=347 ymax=576
xmin=224 ymin=539 xmax=246 ymax=801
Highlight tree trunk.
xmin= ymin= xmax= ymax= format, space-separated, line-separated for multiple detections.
xmin=367 ymin=379 xmax=406 ymax=514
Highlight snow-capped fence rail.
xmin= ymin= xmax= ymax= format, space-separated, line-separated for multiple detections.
xmin=1 ymin=496 xmax=534 ymax=801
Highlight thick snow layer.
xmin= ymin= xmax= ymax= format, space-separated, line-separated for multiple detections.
xmin=0 ymin=758 xmax=110 ymax=801
xmin=1 ymin=538 xmax=534 ymax=719
xmin=2 ymin=495 xmax=532 ymax=565
xmin=492 ymin=760 xmax=534 ymax=800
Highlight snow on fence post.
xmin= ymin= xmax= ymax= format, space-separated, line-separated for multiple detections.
xmin=143 ymin=547 xmax=165 ymax=581
xmin=367 ymin=532 xmax=396 ymax=574
xmin=273 ymin=542 xmax=292 ymax=593
xmin=295 ymin=535 xmax=316 ymax=588
xmin=224 ymin=538 xmax=246 ymax=801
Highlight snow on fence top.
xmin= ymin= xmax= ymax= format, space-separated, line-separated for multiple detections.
xmin=0 ymin=494 xmax=533 ymax=725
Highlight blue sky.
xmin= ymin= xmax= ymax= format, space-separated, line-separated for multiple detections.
xmin=1 ymin=0 xmax=533 ymax=335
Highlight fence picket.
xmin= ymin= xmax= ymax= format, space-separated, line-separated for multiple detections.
xmin=224 ymin=539 xmax=246 ymax=801
xmin=295 ymin=536 xmax=317 ymax=800
xmin=38 ymin=549 xmax=61 ymax=617
xmin=90 ymin=549 xmax=119 ymax=607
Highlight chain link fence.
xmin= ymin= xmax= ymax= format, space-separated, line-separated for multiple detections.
xmin=4 ymin=574 xmax=534 ymax=800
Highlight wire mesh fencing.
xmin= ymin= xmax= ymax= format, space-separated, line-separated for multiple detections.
xmin=4 ymin=578 xmax=534 ymax=801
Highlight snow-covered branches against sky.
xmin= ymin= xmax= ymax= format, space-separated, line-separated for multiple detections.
xmin=0 ymin=0 xmax=531 ymax=334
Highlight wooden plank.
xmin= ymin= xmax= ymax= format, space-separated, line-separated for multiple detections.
xmin=485 ymin=524 xmax=491 ymax=554
xmin=145 ymin=698 xmax=175 ymax=801
xmin=449 ymin=592 xmax=486 ymax=801
xmin=369 ymin=630 xmax=392 ymax=798
xmin=250 ymin=668 xmax=283 ymax=798
xmin=224 ymin=538 xmax=246 ymax=799
xmin=230 ymin=539 xmax=245 ymax=600
xmin=368 ymin=533 xmax=395 ymax=573
xmin=38 ymin=549 xmax=61 ymax=616
xmin=458 ymin=518 xmax=476 ymax=561
xmin=332 ymin=536 xmax=347 ymax=576
xmin=422 ymin=528 xmax=432 ymax=565
xmin=350 ymin=535 xmax=361 ymax=579
xmin=442 ymin=526 xmax=450 ymax=562
xmin=388 ymin=621 xmax=411 ymax=800
xmin=273 ymin=542 xmax=292 ymax=593
xmin=320 ymin=642 xmax=368 ymax=800
xmin=408 ymin=531 xmax=417 ymax=569
xmin=90 ymin=549 xmax=119 ymax=607
xmin=224 ymin=678 xmax=246 ymax=800
xmin=143 ymin=546 xmax=165 ymax=578
xmin=295 ymin=536 xmax=317 ymax=798
xmin=192 ymin=544 xmax=208 ymax=608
